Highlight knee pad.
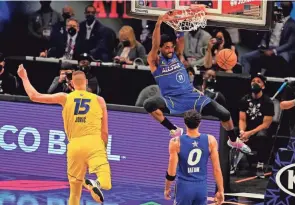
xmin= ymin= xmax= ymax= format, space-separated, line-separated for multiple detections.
xmin=220 ymin=109 xmax=231 ymax=122
xmin=143 ymin=99 xmax=157 ymax=113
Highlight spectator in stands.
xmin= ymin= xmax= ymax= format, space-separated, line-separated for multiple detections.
xmin=0 ymin=53 xmax=18 ymax=95
xmin=77 ymin=53 xmax=100 ymax=94
xmin=114 ymin=26 xmax=147 ymax=65
xmin=50 ymin=5 xmax=75 ymax=42
xmin=241 ymin=1 xmax=295 ymax=76
xmin=40 ymin=18 xmax=83 ymax=60
xmin=198 ymin=69 xmax=227 ymax=108
xmin=47 ymin=62 xmax=74 ymax=94
xmin=79 ymin=5 xmax=116 ymax=62
xmin=237 ymin=73 xmax=274 ymax=178
xmin=204 ymin=28 xmax=237 ymax=70
xmin=135 ymin=85 xmax=160 ymax=107
xmin=183 ymin=29 xmax=212 ymax=68
xmin=28 ymin=1 xmax=62 ymax=55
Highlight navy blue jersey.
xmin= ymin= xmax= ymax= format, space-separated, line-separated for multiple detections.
xmin=152 ymin=53 xmax=194 ymax=96
xmin=177 ymin=134 xmax=210 ymax=182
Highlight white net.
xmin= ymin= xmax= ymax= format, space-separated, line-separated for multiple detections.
xmin=163 ymin=7 xmax=207 ymax=32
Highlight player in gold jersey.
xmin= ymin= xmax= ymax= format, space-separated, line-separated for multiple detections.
xmin=17 ymin=64 xmax=111 ymax=204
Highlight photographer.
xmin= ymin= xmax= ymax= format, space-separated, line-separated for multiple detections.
xmin=204 ymin=28 xmax=237 ymax=70
xmin=47 ymin=62 xmax=74 ymax=94
xmin=77 ymin=53 xmax=100 ymax=94
xmin=0 ymin=53 xmax=18 ymax=95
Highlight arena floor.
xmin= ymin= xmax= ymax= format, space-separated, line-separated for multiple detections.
xmin=0 ymin=172 xmax=266 ymax=205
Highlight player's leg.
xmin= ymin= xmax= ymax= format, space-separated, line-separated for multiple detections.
xmin=67 ymin=143 xmax=87 ymax=205
xmin=143 ymin=95 xmax=183 ymax=137
xmin=86 ymin=149 xmax=111 ymax=203
xmin=201 ymin=100 xmax=252 ymax=154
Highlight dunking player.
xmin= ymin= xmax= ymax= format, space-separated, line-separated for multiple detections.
xmin=164 ymin=110 xmax=224 ymax=205
xmin=144 ymin=14 xmax=251 ymax=154
xmin=17 ymin=65 xmax=111 ymax=204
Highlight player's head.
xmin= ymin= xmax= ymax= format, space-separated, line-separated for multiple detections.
xmin=160 ymin=34 xmax=175 ymax=59
xmin=72 ymin=70 xmax=88 ymax=90
xmin=184 ymin=110 xmax=202 ymax=130
xmin=251 ymin=73 xmax=266 ymax=94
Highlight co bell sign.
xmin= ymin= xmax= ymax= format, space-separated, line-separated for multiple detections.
xmin=276 ymin=163 xmax=295 ymax=197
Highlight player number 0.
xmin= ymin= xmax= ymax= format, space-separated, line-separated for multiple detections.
xmin=187 ymin=149 xmax=202 ymax=166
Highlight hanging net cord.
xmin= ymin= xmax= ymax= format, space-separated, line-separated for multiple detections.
xmin=163 ymin=6 xmax=207 ymax=31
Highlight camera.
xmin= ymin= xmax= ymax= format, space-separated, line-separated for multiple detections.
xmin=65 ymin=71 xmax=72 ymax=81
xmin=215 ymin=37 xmax=223 ymax=46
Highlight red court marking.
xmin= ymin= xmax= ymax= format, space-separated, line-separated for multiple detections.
xmin=0 ymin=180 xmax=69 ymax=191
xmin=235 ymin=172 xmax=272 ymax=183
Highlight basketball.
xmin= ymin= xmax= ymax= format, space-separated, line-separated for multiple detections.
xmin=216 ymin=49 xmax=237 ymax=71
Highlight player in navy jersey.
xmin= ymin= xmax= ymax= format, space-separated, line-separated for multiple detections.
xmin=144 ymin=14 xmax=251 ymax=154
xmin=164 ymin=110 xmax=224 ymax=205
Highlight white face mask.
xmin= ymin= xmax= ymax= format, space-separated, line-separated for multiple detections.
xmin=189 ymin=75 xmax=194 ymax=83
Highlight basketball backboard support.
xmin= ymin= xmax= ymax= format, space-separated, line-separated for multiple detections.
xmin=127 ymin=0 xmax=274 ymax=30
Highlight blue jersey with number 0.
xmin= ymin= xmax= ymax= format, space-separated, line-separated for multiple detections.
xmin=177 ymin=134 xmax=210 ymax=182
xmin=152 ymin=53 xmax=194 ymax=96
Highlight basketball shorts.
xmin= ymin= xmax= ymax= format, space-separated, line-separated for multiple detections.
xmin=174 ymin=180 xmax=207 ymax=205
xmin=67 ymin=135 xmax=110 ymax=183
xmin=163 ymin=92 xmax=211 ymax=115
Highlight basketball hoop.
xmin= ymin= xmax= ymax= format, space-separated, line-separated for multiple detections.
xmin=163 ymin=4 xmax=207 ymax=32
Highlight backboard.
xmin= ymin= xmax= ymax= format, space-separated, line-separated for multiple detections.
xmin=127 ymin=0 xmax=274 ymax=30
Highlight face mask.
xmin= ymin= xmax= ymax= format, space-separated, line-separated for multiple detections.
xmin=206 ymin=78 xmax=216 ymax=88
xmin=122 ymin=40 xmax=131 ymax=47
xmin=68 ymin=27 xmax=77 ymax=36
xmin=189 ymin=30 xmax=198 ymax=36
xmin=0 ymin=65 xmax=3 ymax=72
xmin=251 ymin=83 xmax=262 ymax=94
xmin=189 ymin=75 xmax=194 ymax=83
xmin=62 ymin=13 xmax=71 ymax=21
xmin=78 ymin=65 xmax=90 ymax=74
xmin=86 ymin=14 xmax=95 ymax=25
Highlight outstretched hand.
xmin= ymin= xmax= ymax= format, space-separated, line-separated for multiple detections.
xmin=17 ymin=64 xmax=28 ymax=80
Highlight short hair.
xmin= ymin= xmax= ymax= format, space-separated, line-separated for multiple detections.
xmin=85 ymin=5 xmax=96 ymax=13
xmin=160 ymin=34 xmax=175 ymax=47
xmin=66 ymin=18 xmax=79 ymax=27
xmin=72 ymin=70 xmax=86 ymax=78
xmin=184 ymin=110 xmax=202 ymax=129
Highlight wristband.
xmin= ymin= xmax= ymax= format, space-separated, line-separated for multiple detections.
xmin=166 ymin=171 xmax=176 ymax=181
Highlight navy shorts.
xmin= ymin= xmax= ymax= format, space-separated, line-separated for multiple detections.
xmin=163 ymin=92 xmax=211 ymax=115
xmin=174 ymin=180 xmax=207 ymax=205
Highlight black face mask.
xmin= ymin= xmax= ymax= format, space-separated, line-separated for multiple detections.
xmin=40 ymin=2 xmax=51 ymax=10
xmin=122 ymin=40 xmax=131 ymax=47
xmin=189 ymin=30 xmax=198 ymax=36
xmin=68 ymin=27 xmax=77 ymax=36
xmin=251 ymin=83 xmax=262 ymax=94
xmin=0 ymin=65 xmax=3 ymax=72
xmin=78 ymin=65 xmax=91 ymax=74
xmin=86 ymin=14 xmax=95 ymax=25
xmin=62 ymin=13 xmax=71 ymax=21
xmin=205 ymin=78 xmax=217 ymax=88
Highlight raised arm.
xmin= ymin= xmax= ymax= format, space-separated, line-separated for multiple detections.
xmin=17 ymin=64 xmax=67 ymax=106
xmin=208 ymin=135 xmax=224 ymax=205
xmin=164 ymin=137 xmax=179 ymax=200
xmin=147 ymin=15 xmax=166 ymax=73
xmin=175 ymin=32 xmax=185 ymax=63
xmin=97 ymin=96 xmax=108 ymax=148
